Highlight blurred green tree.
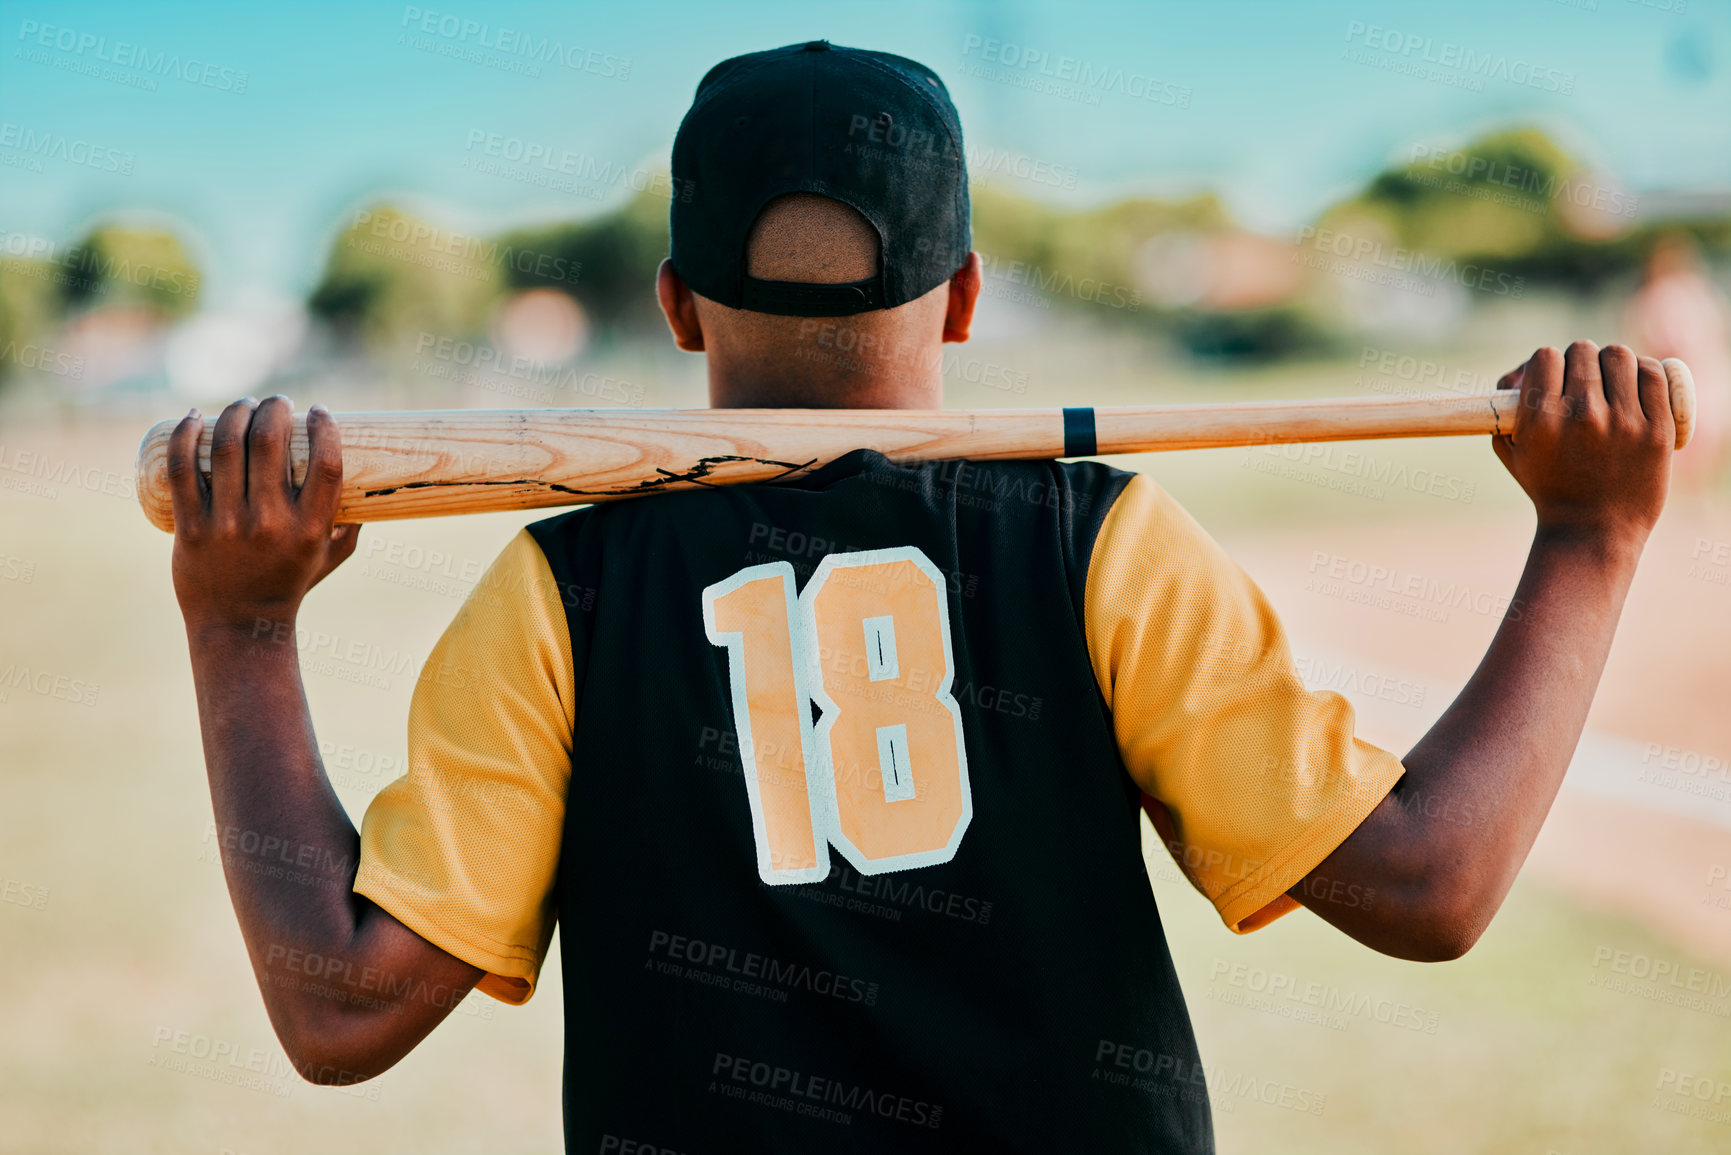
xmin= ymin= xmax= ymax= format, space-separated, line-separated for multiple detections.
xmin=58 ymin=225 xmax=202 ymax=317
xmin=0 ymin=256 xmax=65 ymax=376
xmin=970 ymin=184 xmax=1228 ymax=313
xmin=308 ymin=205 xmax=501 ymax=352
xmin=496 ymin=189 xmax=669 ymax=332
xmin=1330 ymin=127 xmax=1731 ymax=290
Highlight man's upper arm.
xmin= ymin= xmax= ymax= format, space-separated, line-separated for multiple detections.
xmin=1082 ymin=474 xmax=1405 ymax=932
xmin=354 ymin=528 xmax=576 ymax=1004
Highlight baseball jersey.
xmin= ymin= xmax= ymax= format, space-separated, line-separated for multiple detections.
xmin=355 ymin=450 xmax=1403 ymax=1153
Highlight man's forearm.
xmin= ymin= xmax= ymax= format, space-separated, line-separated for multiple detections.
xmin=1400 ymin=526 xmax=1641 ymax=915
xmin=190 ymin=616 xmax=481 ymax=1082
xmin=1297 ymin=524 xmax=1643 ymax=959
xmin=194 ymin=619 xmax=358 ymax=957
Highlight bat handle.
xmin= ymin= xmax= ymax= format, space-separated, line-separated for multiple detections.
xmin=1663 ymin=358 xmax=1696 ymax=451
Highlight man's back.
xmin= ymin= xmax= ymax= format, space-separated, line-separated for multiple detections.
xmin=397 ymin=453 xmax=1211 ymax=1150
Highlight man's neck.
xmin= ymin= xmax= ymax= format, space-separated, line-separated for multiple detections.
xmin=706 ymin=358 xmax=945 ymax=410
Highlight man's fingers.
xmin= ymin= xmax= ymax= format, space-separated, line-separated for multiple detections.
xmin=1636 ymin=356 xmax=1675 ymax=444
xmin=330 ymin=523 xmax=361 ymax=561
xmin=1496 ymin=366 xmax=1523 ymax=392
xmin=1515 ymin=346 xmax=1564 ymax=435
xmin=1598 ymin=344 xmax=1644 ymax=426
xmin=1524 ymin=346 xmax=1564 ymax=397
xmin=311 ymin=524 xmax=362 ymax=587
xmin=297 ymin=404 xmax=346 ymax=524
xmin=209 ymin=397 xmax=257 ymax=524
xmin=165 ymin=409 xmax=209 ymax=532
xmin=1562 ymin=340 xmax=1606 ymax=422
xmin=247 ymin=396 xmax=296 ymax=514
xmin=1490 ymin=428 xmax=1515 ymax=474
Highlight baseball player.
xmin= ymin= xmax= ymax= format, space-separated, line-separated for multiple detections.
xmin=167 ymin=42 xmax=1679 ymax=1152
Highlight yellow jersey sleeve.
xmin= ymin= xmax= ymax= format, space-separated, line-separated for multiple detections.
xmin=1084 ymin=474 xmax=1405 ymax=934
xmin=355 ymin=528 xmax=575 ymax=1005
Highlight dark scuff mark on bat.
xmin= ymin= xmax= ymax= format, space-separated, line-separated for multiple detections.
xmin=363 ymin=455 xmax=819 ymax=499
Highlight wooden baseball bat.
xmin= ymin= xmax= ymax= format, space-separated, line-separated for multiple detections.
xmin=136 ymin=359 xmax=1696 ymax=532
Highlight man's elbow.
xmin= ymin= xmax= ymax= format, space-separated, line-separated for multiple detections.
xmin=1401 ymin=920 xmax=1483 ymax=964
xmin=274 ymin=1008 xmax=390 ymax=1086
xmin=1402 ymin=877 xmax=1497 ymax=963
xmin=296 ymin=1056 xmax=385 ymax=1087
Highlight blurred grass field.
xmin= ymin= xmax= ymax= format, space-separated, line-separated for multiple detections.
xmin=4 ymin=319 xmax=1731 ymax=1153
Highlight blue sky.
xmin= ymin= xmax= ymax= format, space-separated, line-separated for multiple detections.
xmin=1 ymin=0 xmax=1725 ymax=307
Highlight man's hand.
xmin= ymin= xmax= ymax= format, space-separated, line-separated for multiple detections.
xmin=1494 ymin=342 xmax=1674 ymax=547
xmin=169 ymin=395 xmax=360 ymax=634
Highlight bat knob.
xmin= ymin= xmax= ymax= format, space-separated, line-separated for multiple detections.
xmin=1662 ymin=358 xmax=1695 ymax=451
xmin=136 ymin=419 xmax=179 ymax=533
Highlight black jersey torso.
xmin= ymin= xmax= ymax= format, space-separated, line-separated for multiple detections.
xmin=528 ymin=450 xmax=1213 ymax=1154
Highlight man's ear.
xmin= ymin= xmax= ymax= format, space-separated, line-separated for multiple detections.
xmin=941 ymin=252 xmax=982 ymax=344
xmin=656 ymin=258 xmax=705 ymax=352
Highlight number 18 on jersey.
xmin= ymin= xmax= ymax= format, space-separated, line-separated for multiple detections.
xmin=702 ymin=546 xmax=974 ymax=885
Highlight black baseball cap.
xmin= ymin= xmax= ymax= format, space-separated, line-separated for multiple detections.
xmin=669 ymin=40 xmax=971 ymax=317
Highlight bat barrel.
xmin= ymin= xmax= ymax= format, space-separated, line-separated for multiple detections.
xmin=135 ymin=408 xmax=1038 ymax=532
